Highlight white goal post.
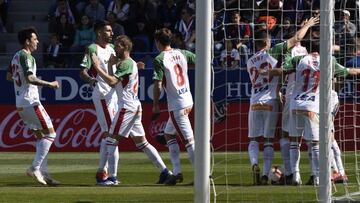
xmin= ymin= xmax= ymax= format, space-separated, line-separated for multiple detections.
xmin=319 ymin=0 xmax=334 ymax=202
xmin=194 ymin=0 xmax=212 ymax=203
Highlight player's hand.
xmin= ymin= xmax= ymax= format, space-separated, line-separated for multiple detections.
xmin=137 ymin=61 xmax=145 ymax=70
xmin=49 ymin=81 xmax=59 ymax=89
xmin=303 ymin=16 xmax=319 ymax=28
xmin=91 ymin=53 xmax=100 ymax=69
xmin=89 ymin=78 xmax=97 ymax=86
xmin=108 ymin=54 xmax=119 ymax=67
xmin=258 ymin=69 xmax=268 ymax=75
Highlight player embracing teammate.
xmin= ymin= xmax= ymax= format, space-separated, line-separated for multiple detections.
xmin=261 ymin=27 xmax=360 ymax=186
xmin=246 ymin=16 xmax=319 ymax=185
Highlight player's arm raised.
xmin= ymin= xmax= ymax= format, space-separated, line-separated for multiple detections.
xmin=92 ymin=54 xmax=119 ymax=87
xmin=347 ymin=68 xmax=360 ymax=75
xmin=287 ymin=16 xmax=319 ymax=49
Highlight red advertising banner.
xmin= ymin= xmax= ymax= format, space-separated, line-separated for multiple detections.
xmin=0 ymin=104 xmax=172 ymax=152
xmin=1 ymin=102 xmax=359 ymax=152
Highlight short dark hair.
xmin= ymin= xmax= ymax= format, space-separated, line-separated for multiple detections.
xmin=303 ymin=38 xmax=320 ymax=53
xmin=18 ymin=27 xmax=38 ymax=45
xmin=115 ymin=35 xmax=133 ymax=52
xmin=254 ymin=30 xmax=269 ymax=50
xmin=94 ymin=20 xmax=111 ymax=33
xmin=154 ymin=28 xmax=172 ymax=46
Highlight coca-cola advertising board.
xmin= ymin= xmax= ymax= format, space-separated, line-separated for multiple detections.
xmin=0 ymin=69 xmax=359 ymax=151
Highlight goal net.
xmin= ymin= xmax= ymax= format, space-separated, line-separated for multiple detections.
xmin=209 ymin=0 xmax=360 ymax=202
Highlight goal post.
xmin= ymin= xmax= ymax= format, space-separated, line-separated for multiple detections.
xmin=194 ymin=0 xmax=212 ymax=202
xmin=319 ymin=0 xmax=334 ymax=202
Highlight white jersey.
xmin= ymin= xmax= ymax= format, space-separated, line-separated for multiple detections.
xmin=286 ymin=54 xmax=349 ymax=113
xmin=80 ymin=43 xmax=116 ymax=98
xmin=284 ymin=44 xmax=308 ymax=99
xmin=290 ymin=54 xmax=321 ymax=113
xmin=247 ymin=42 xmax=288 ymax=104
xmin=114 ymin=58 xmax=141 ymax=112
xmin=10 ymin=50 xmax=41 ymax=107
xmin=153 ymin=49 xmax=196 ymax=111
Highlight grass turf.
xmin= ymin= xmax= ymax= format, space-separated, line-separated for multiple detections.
xmin=0 ymin=152 xmax=357 ymax=203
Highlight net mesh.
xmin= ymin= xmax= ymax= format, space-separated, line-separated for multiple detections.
xmin=210 ymin=0 xmax=360 ymax=202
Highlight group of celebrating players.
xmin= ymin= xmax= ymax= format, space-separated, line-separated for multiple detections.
xmin=6 ymin=13 xmax=359 ymax=188
xmin=7 ymin=22 xmax=195 ymax=186
xmin=247 ymin=15 xmax=360 ymax=186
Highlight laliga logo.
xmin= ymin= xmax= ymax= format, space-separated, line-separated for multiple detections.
xmin=0 ymin=109 xmax=103 ymax=149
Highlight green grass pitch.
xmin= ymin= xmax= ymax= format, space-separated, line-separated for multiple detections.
xmin=0 ymin=152 xmax=357 ymax=203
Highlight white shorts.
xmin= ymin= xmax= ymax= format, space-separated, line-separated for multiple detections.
xmin=92 ymin=93 xmax=118 ymax=133
xmin=164 ymin=107 xmax=194 ymax=140
xmin=282 ymin=100 xmax=290 ymax=132
xmin=110 ymin=108 xmax=145 ymax=138
xmin=289 ymin=112 xmax=319 ymax=141
xmin=17 ymin=105 xmax=53 ymax=130
xmin=248 ymin=100 xmax=279 ymax=138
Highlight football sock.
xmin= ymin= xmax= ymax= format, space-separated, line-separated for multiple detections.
xmin=98 ymin=138 xmax=108 ymax=171
xmin=332 ymin=140 xmax=345 ymax=175
xmin=263 ymin=142 xmax=274 ymax=176
xmin=185 ymin=141 xmax=195 ymax=166
xmin=40 ymin=155 xmax=48 ymax=174
xmin=280 ymin=137 xmax=291 ymax=175
xmin=248 ymin=140 xmax=259 ymax=167
xmin=106 ymin=137 xmax=119 ymax=178
xmin=306 ymin=141 xmax=313 ymax=175
xmin=167 ymin=139 xmax=181 ymax=175
xmin=311 ymin=143 xmax=320 ymax=178
xmin=137 ymin=141 xmax=167 ymax=171
xmin=290 ymin=141 xmax=300 ymax=173
xmin=32 ymin=135 xmax=54 ymax=171
xmin=330 ymin=146 xmax=338 ymax=172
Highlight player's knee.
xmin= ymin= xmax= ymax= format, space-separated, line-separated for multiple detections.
xmin=135 ymin=139 xmax=149 ymax=150
xmin=184 ymin=137 xmax=194 ymax=148
xmin=166 ymin=138 xmax=178 ymax=147
xmin=289 ymin=136 xmax=300 ymax=142
xmin=281 ymin=131 xmax=289 ymax=138
xmin=311 ymin=140 xmax=319 ymax=146
xmin=264 ymin=138 xmax=273 ymax=144
xmin=165 ymin=133 xmax=176 ymax=142
xmin=249 ymin=137 xmax=260 ymax=142
xmin=132 ymin=136 xmax=146 ymax=144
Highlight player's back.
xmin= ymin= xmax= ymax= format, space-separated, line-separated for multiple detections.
xmin=291 ymin=53 xmax=320 ymax=113
xmin=10 ymin=50 xmax=40 ymax=107
xmin=247 ymin=50 xmax=279 ymax=104
xmin=155 ymin=48 xmax=194 ymax=111
xmin=115 ymin=57 xmax=141 ymax=111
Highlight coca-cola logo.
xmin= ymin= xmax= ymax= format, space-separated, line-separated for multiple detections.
xmin=0 ymin=108 xmax=103 ymax=150
xmin=148 ymin=111 xmax=168 ymax=138
xmin=149 ymin=120 xmax=167 ymax=138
